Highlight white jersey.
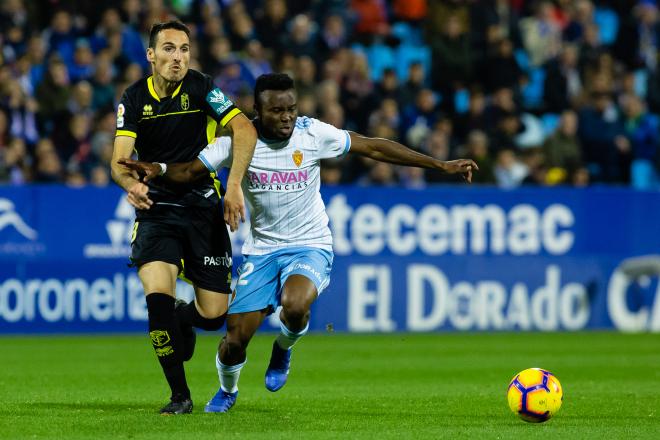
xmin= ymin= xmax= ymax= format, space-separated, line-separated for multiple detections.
xmin=198 ymin=117 xmax=351 ymax=255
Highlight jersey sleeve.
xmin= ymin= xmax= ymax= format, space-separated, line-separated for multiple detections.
xmin=198 ymin=136 xmax=233 ymax=172
xmin=115 ymin=90 xmax=138 ymax=138
xmin=309 ymin=118 xmax=351 ymax=159
xmin=201 ymin=74 xmax=242 ymax=128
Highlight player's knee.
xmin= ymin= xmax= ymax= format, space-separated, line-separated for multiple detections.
xmin=196 ymin=314 xmax=226 ymax=331
xmin=223 ymin=335 xmax=247 ymax=359
xmin=196 ymin=302 xmax=227 ymax=320
xmin=281 ymin=301 xmax=310 ymax=325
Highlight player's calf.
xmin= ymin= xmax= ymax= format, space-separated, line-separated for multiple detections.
xmin=265 ymin=321 xmax=308 ymax=392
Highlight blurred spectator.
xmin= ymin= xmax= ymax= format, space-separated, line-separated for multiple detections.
xmin=455 ymin=88 xmax=488 ymax=138
xmin=33 ymin=138 xmax=63 ymax=183
xmin=43 ymin=10 xmax=79 ymax=67
xmin=578 ymin=90 xmax=630 ymax=182
xmin=429 ymin=14 xmax=473 ymax=105
xmin=462 ymin=130 xmax=496 ymax=184
xmin=543 ymin=110 xmax=582 ymax=171
xmin=35 ymin=57 xmax=71 ymax=133
xmin=319 ymin=14 xmax=348 ymax=58
xmin=68 ymin=40 xmax=95 ymax=82
xmin=482 ymin=38 xmax=523 ymax=93
xmin=400 ymin=62 xmax=426 ymax=108
xmin=295 ymin=56 xmax=316 ymax=96
xmin=255 ymin=0 xmax=288 ymax=51
xmin=544 ymin=44 xmax=582 ymax=112
xmin=470 ymin=0 xmax=521 ymax=57
xmin=340 ymin=51 xmax=375 ymax=132
xmin=563 ymin=0 xmax=595 ymax=42
xmin=494 ymin=148 xmax=528 ymax=188
xmin=240 ymin=40 xmax=272 ymax=87
xmin=402 ymin=88 xmax=439 ymax=148
xmin=614 ymin=0 xmax=660 ymax=71
xmin=0 ymin=137 xmax=30 ymax=184
xmin=620 ymin=93 xmax=660 ymax=189
xmin=282 ymin=14 xmax=318 ymax=59
xmin=392 ymin=0 xmax=427 ymax=24
xmin=519 ymin=1 xmax=562 ymax=66
xmin=350 ymin=0 xmax=389 ymax=40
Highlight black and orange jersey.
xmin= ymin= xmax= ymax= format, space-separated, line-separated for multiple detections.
xmin=115 ymin=69 xmax=241 ymax=209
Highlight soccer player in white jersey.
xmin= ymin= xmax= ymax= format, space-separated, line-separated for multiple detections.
xmin=119 ymin=73 xmax=478 ymax=413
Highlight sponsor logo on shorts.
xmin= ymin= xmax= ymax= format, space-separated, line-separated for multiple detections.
xmin=204 ymin=252 xmax=232 ymax=267
xmin=285 ymin=263 xmax=322 ymax=281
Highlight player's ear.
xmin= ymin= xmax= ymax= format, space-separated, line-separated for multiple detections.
xmin=146 ymin=47 xmax=155 ymax=63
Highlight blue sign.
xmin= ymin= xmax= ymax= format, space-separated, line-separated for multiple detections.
xmin=0 ymin=185 xmax=659 ymax=333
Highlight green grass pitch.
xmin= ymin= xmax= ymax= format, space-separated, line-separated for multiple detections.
xmin=1 ymin=332 xmax=658 ymax=439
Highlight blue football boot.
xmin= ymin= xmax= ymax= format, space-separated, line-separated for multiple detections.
xmin=264 ymin=341 xmax=291 ymax=392
xmin=204 ymin=389 xmax=237 ymax=413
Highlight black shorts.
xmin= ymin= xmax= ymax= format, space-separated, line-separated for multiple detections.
xmin=130 ymin=204 xmax=232 ymax=293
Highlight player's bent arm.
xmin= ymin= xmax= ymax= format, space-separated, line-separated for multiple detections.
xmin=111 ymin=135 xmax=140 ymax=191
xmin=222 ymin=113 xmax=257 ymax=187
xmin=162 ymin=159 xmax=209 ymax=183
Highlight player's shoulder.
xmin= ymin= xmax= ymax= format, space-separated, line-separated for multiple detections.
xmin=295 ymin=116 xmax=343 ymax=139
xmin=185 ymin=68 xmax=211 ymax=85
xmin=123 ymin=76 xmax=149 ymax=99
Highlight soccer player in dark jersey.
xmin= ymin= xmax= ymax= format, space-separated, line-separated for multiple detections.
xmin=110 ymin=20 xmax=257 ymax=414
xmin=119 ymin=73 xmax=477 ymax=413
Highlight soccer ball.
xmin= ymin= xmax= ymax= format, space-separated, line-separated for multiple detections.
xmin=507 ymin=368 xmax=563 ymax=423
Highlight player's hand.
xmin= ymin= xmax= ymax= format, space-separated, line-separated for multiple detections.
xmin=443 ymin=159 xmax=479 ymax=183
xmin=117 ymin=158 xmax=161 ymax=182
xmin=127 ymin=181 xmax=153 ymax=210
xmin=223 ymin=184 xmax=246 ymax=232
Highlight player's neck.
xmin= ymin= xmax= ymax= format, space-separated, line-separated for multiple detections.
xmin=152 ymin=74 xmax=180 ymax=98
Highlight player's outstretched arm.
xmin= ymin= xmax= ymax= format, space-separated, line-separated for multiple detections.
xmin=348 ymin=132 xmax=479 ymax=183
xmin=222 ymin=114 xmax=257 ymax=231
xmin=112 ymin=135 xmax=153 ymax=210
xmin=117 ymin=158 xmax=208 ymax=184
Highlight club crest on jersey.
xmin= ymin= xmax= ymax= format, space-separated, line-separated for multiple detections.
xmin=181 ymin=93 xmax=189 ymax=110
xmin=292 ymin=150 xmax=303 ymax=167
xmin=142 ymin=104 xmax=153 ymax=116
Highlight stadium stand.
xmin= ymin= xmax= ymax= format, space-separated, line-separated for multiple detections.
xmin=0 ymin=0 xmax=658 ymax=189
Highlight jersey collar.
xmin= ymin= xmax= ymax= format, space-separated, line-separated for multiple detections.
xmin=147 ymin=76 xmax=183 ymax=102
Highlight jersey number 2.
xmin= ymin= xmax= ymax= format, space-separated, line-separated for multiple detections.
xmin=237 ymin=262 xmax=254 ymax=286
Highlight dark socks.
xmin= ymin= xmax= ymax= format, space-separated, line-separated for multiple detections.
xmin=146 ymin=293 xmax=190 ymax=401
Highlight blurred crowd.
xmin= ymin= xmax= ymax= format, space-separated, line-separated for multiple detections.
xmin=0 ymin=0 xmax=659 ymax=189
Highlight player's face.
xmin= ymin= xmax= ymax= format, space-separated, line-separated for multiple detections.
xmin=257 ymin=90 xmax=298 ymax=140
xmin=148 ymin=29 xmax=190 ymax=83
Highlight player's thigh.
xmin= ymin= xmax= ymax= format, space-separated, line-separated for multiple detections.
xmin=194 ymin=286 xmax=230 ymax=318
xmin=229 ymin=254 xmax=281 ymax=315
xmin=279 ymin=248 xmax=334 ymax=310
xmin=138 ymin=261 xmax=179 ymax=296
xmin=131 ymin=220 xmax=184 ymax=282
xmin=280 ymin=275 xmax=318 ymax=312
xmin=181 ymin=206 xmax=233 ymax=294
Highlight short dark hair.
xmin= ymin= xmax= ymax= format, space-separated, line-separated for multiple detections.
xmin=148 ymin=21 xmax=190 ymax=48
xmin=254 ymin=73 xmax=295 ymax=105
